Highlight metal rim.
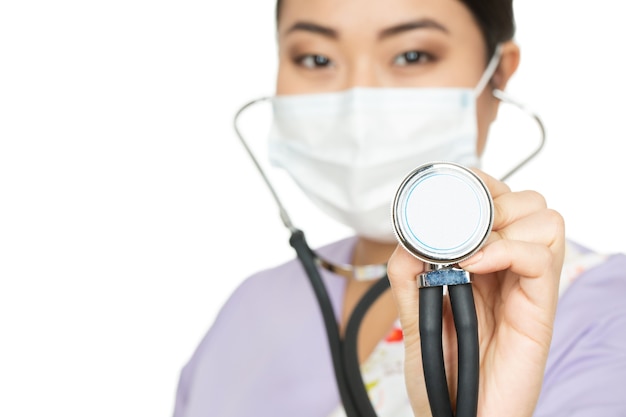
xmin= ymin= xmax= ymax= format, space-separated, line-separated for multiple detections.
xmin=392 ymin=161 xmax=493 ymax=265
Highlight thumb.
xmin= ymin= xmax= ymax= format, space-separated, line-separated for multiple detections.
xmin=387 ymin=245 xmax=424 ymax=337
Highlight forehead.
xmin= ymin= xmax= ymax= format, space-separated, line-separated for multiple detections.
xmin=278 ymin=0 xmax=481 ymax=39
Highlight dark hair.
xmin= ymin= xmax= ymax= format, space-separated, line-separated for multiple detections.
xmin=275 ymin=0 xmax=515 ymax=58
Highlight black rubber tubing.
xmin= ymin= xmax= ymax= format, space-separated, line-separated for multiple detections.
xmin=289 ymin=229 xmax=359 ymax=417
xmin=420 ymin=286 xmax=454 ymax=417
xmin=448 ymin=284 xmax=479 ymax=417
xmin=291 ymin=227 xmax=479 ymax=417
xmin=342 ymin=275 xmax=391 ymax=417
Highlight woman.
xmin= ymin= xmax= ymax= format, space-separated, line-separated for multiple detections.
xmin=173 ymin=0 xmax=626 ymax=416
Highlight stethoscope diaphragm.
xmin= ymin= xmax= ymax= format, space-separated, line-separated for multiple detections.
xmin=392 ymin=162 xmax=493 ymax=265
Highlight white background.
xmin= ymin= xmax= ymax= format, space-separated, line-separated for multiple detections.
xmin=1 ymin=1 xmax=624 ymax=416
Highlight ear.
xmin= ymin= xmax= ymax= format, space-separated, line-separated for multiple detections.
xmin=477 ymin=41 xmax=521 ymax=156
xmin=486 ymin=41 xmax=520 ymax=122
xmin=491 ymin=41 xmax=520 ymax=91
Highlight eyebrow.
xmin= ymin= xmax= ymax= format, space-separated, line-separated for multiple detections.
xmin=283 ymin=18 xmax=448 ymax=40
xmin=379 ymin=19 xmax=449 ymax=39
xmin=285 ymin=21 xmax=338 ymax=39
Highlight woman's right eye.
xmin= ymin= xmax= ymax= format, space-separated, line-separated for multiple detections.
xmin=296 ymin=54 xmax=334 ymax=69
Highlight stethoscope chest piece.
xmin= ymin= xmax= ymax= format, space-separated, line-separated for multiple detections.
xmin=392 ymin=161 xmax=493 ymax=266
xmin=393 ymin=162 xmax=488 ymax=417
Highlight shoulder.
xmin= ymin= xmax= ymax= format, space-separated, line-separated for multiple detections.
xmin=558 ymin=244 xmax=626 ymax=311
xmin=194 ymin=235 xmax=355 ymax=344
xmin=553 ymin=250 xmax=626 ymax=345
xmin=553 ymin=242 xmax=626 ymax=337
xmin=172 ymin=236 xmax=355 ymax=417
xmin=218 ymin=235 xmax=355 ymax=323
xmin=537 ymin=247 xmax=626 ymax=415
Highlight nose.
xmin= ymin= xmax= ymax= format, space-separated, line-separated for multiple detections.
xmin=343 ymin=57 xmax=382 ymax=89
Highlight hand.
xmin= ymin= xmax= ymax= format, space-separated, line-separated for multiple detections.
xmin=387 ymin=169 xmax=565 ymax=417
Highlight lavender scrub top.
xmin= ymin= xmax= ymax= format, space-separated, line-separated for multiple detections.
xmin=172 ymin=237 xmax=626 ymax=417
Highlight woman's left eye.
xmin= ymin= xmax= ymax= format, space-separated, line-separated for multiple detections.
xmin=297 ymin=54 xmax=334 ymax=69
xmin=393 ymin=51 xmax=431 ymax=66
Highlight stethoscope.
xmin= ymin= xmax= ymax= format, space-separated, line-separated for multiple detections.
xmin=233 ymin=88 xmax=546 ymax=417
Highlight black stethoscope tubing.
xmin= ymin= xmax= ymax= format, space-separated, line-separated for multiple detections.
xmin=289 ymin=228 xmax=388 ymax=417
xmin=292 ymin=227 xmax=479 ymax=417
xmin=420 ymin=285 xmax=479 ymax=417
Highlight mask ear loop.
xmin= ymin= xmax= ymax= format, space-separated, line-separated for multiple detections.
xmin=491 ymin=89 xmax=547 ymax=182
xmin=474 ymin=44 xmax=504 ymax=96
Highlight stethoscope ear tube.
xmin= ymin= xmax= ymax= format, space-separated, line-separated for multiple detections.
xmin=343 ymin=276 xmax=390 ymax=417
xmin=288 ymin=229 xmax=359 ymax=417
xmin=234 ymin=98 xmax=392 ymax=415
xmin=289 ymin=228 xmax=390 ymax=417
xmin=492 ymin=88 xmax=546 ymax=182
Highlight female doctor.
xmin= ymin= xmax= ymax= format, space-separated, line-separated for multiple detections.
xmin=173 ymin=0 xmax=626 ymax=416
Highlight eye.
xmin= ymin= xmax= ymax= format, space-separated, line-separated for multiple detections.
xmin=393 ymin=51 xmax=431 ymax=66
xmin=296 ymin=54 xmax=334 ymax=69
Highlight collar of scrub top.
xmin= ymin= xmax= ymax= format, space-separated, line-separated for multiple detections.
xmin=231 ymin=88 xmax=546 ymax=281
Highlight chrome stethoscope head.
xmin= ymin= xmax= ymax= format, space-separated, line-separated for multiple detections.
xmin=392 ymin=161 xmax=494 ymax=267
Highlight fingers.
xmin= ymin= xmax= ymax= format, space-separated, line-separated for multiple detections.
xmin=460 ymin=209 xmax=565 ymax=307
xmin=471 ymin=168 xmax=511 ymax=199
xmin=463 ymin=239 xmax=552 ymax=279
xmin=469 ymin=169 xmax=564 ymax=257
xmin=493 ymin=207 xmax=565 ymax=250
xmin=386 ymin=169 xmax=565 ymax=417
xmin=492 ymin=190 xmax=547 ymax=230
xmin=473 ymin=168 xmax=548 ymax=230
xmin=460 ymin=169 xmax=566 ymax=307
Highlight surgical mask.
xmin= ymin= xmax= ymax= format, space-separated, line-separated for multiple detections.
xmin=267 ymin=48 xmax=503 ymax=243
